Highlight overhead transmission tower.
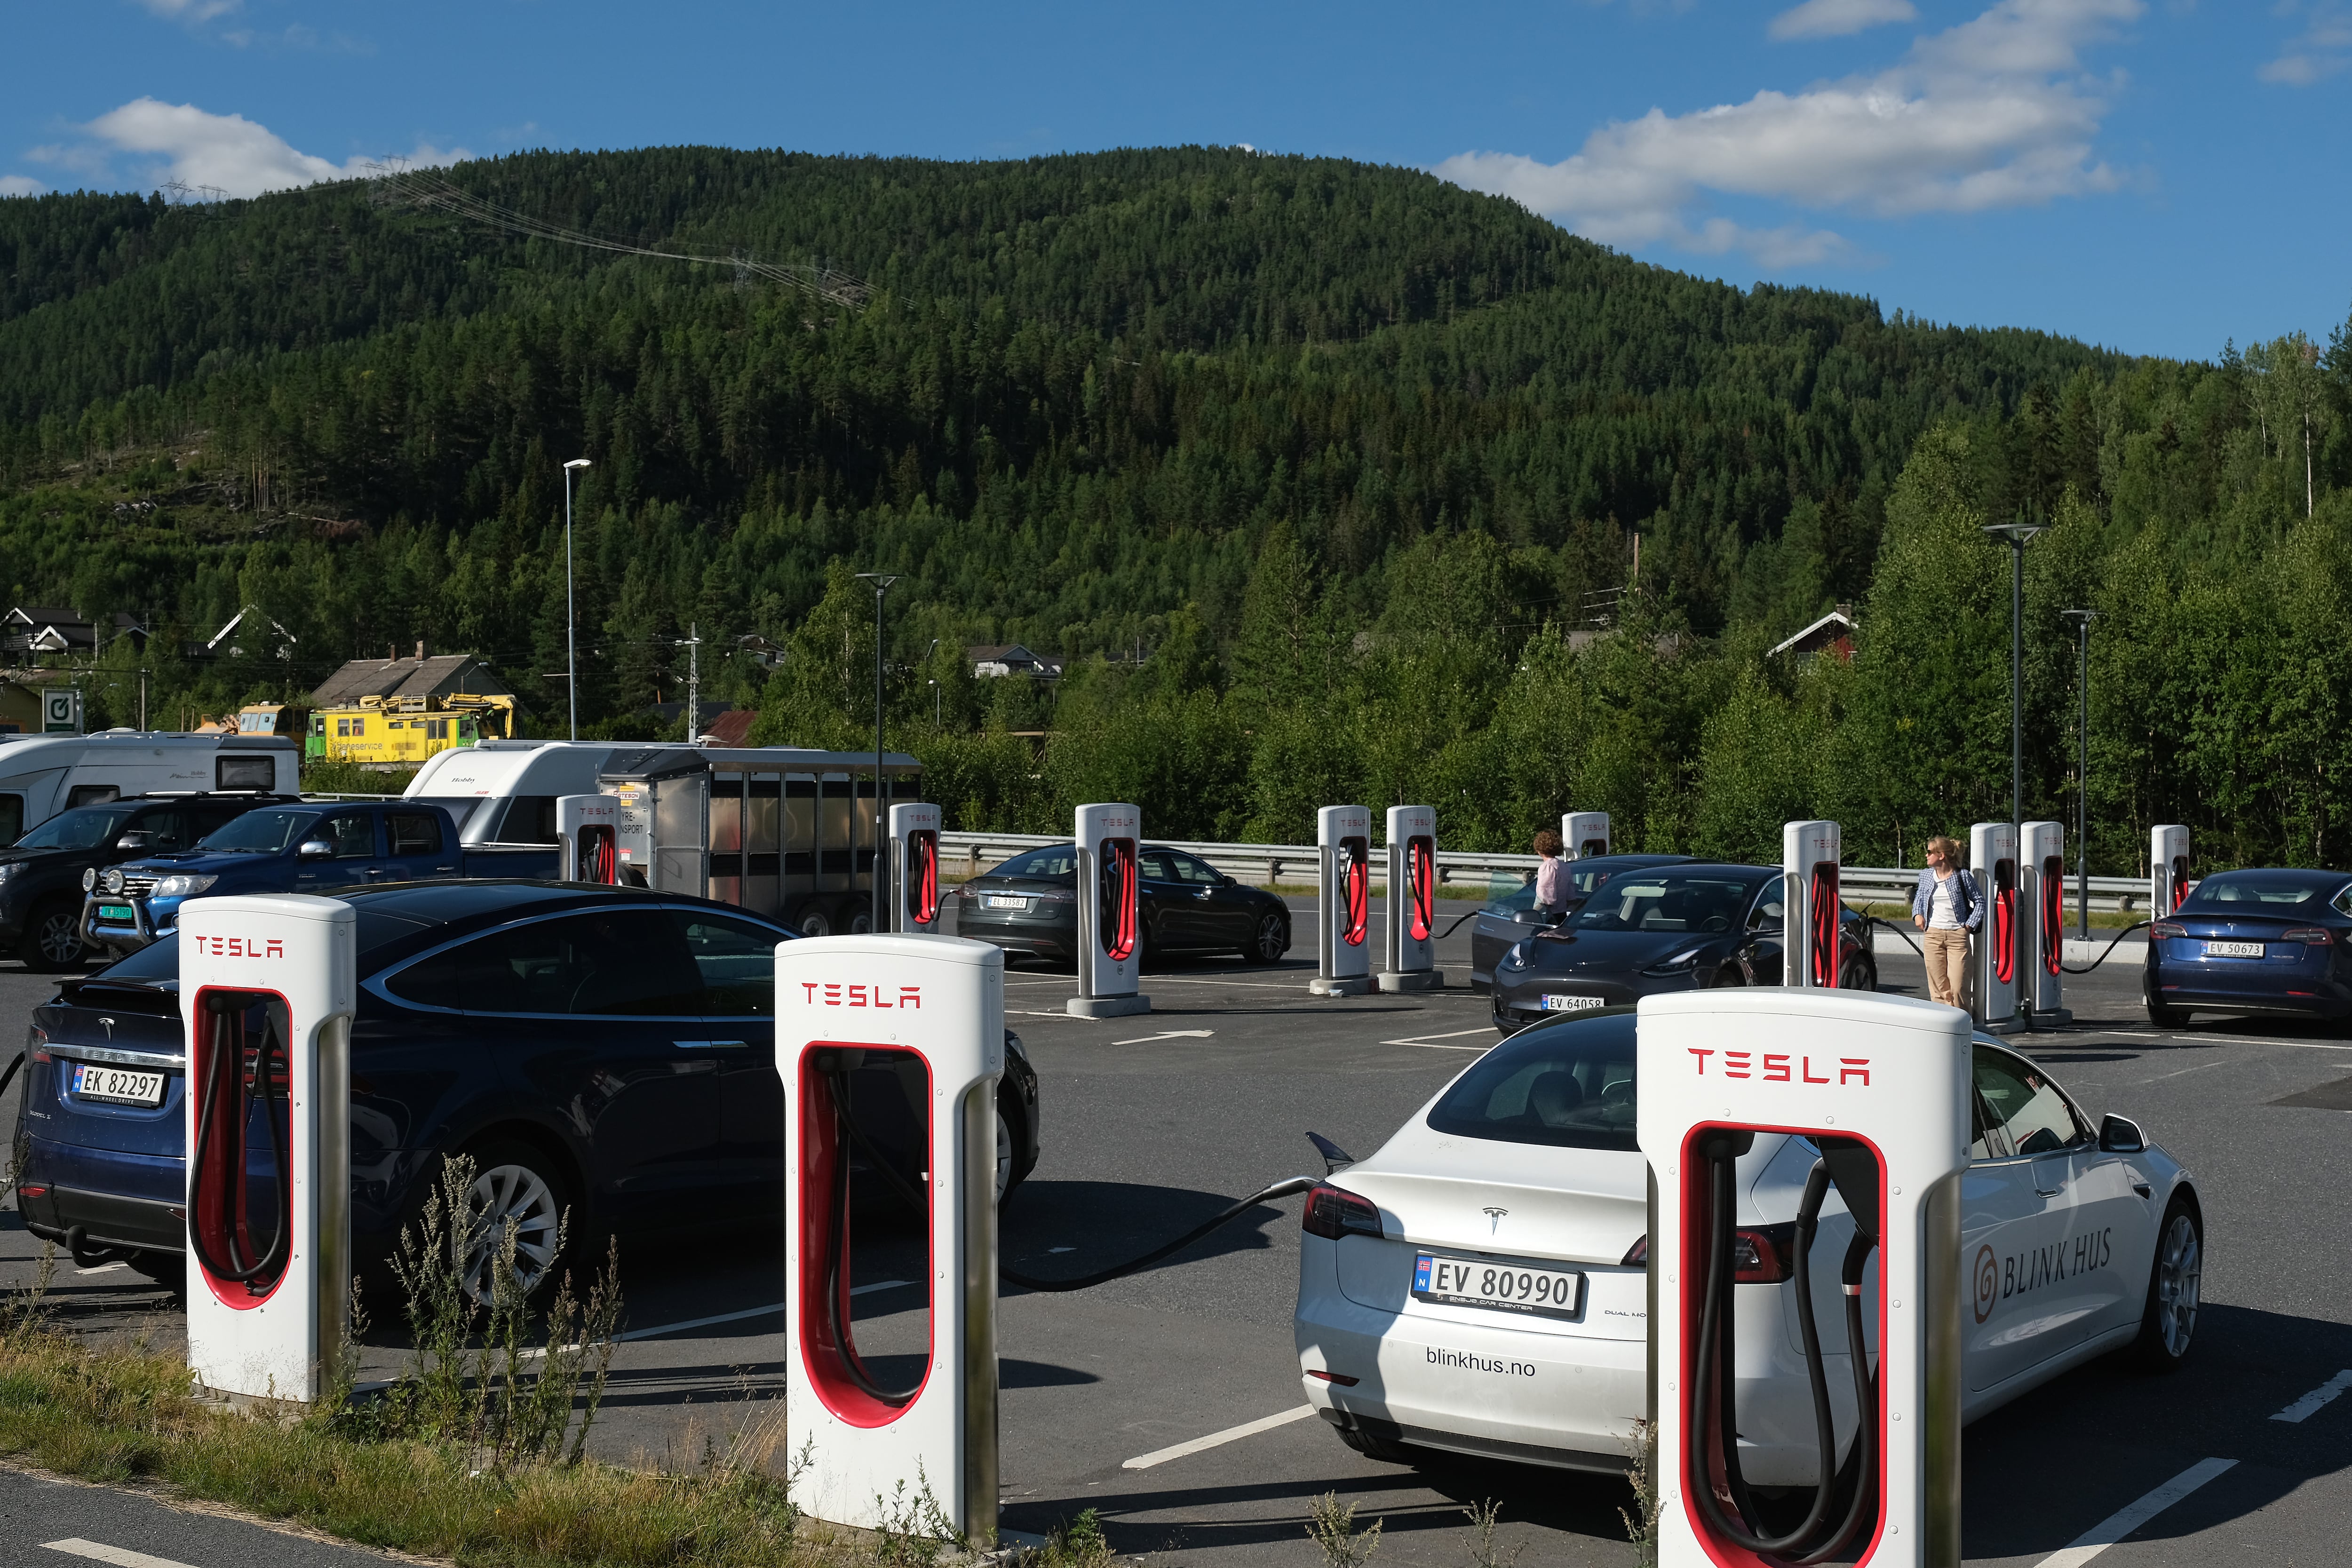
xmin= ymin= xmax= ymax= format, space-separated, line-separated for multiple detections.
xmin=366 ymin=163 xmax=871 ymax=312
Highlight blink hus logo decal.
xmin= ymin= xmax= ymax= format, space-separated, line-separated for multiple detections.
xmin=1973 ymin=1244 xmax=2000 ymax=1324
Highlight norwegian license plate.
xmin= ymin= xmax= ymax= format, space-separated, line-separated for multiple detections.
xmin=1541 ymin=994 xmax=1605 ymax=1012
xmin=70 ymin=1063 xmax=167 ymax=1107
xmin=984 ymin=894 xmax=1027 ymax=910
xmin=1414 ymin=1253 xmax=1583 ymax=1319
xmin=2203 ymin=940 xmax=2265 ymax=958
xmin=97 ymin=904 xmax=133 ymax=922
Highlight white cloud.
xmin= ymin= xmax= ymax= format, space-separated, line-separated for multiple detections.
xmin=133 ymin=0 xmax=242 ymax=21
xmin=0 ymin=175 xmax=46 ymax=198
xmin=1437 ymin=0 xmax=2143 ymax=267
xmin=2260 ymin=3 xmax=2352 ymax=83
xmin=72 ymin=98 xmax=464 ymax=199
xmin=1770 ymin=0 xmax=1919 ymax=41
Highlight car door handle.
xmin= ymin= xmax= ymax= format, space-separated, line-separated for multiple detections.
xmin=2031 ymin=1156 xmax=2068 ymax=1196
xmin=673 ymin=1039 xmax=749 ymax=1050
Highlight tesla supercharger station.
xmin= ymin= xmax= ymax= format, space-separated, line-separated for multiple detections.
xmin=2150 ymin=824 xmax=2190 ymax=918
xmin=557 ymin=793 xmax=621 ymax=883
xmin=2021 ymin=821 xmax=2071 ymax=1025
xmin=1969 ymin=822 xmax=2024 ymax=1034
xmin=1378 ymin=804 xmax=1442 ymax=993
xmin=1312 ymin=804 xmax=1374 ymax=997
xmin=890 ymin=802 xmax=944 ymax=934
xmin=1070 ymin=802 xmax=1149 ymax=1018
xmin=181 ymin=894 xmax=353 ymax=1404
xmin=1640 ymin=989 xmax=1968 ymax=1568
xmin=1563 ymin=811 xmax=1611 ymax=860
xmin=779 ymin=934 xmax=1003 ymax=1542
xmin=1781 ymin=820 xmax=1843 ymax=988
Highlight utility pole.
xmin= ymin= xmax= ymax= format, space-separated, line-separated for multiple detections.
xmin=854 ymin=573 xmax=899 ymax=934
xmin=562 ymin=458 xmax=592 ymax=740
xmin=138 ymin=668 xmax=148 ymax=732
xmin=1984 ymin=523 xmax=2045 ymax=1009
xmin=2061 ymin=609 xmax=2096 ymax=939
xmin=675 ymin=622 xmax=702 ymax=740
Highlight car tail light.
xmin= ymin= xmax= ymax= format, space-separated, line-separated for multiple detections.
xmin=2281 ymin=928 xmax=2333 ymax=947
xmin=1734 ymin=1223 xmax=1797 ymax=1284
xmin=16 ymin=1186 xmax=45 ymax=1198
xmin=1305 ymin=1368 xmax=1360 ymax=1386
xmin=1301 ymin=1184 xmax=1383 ymax=1240
xmin=2149 ymin=921 xmax=2187 ymax=942
xmin=26 ymin=1026 xmax=48 ymax=1064
xmin=1621 ymin=1235 xmax=1648 ymax=1266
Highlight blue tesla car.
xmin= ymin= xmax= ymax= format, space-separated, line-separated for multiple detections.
xmin=2145 ymin=868 xmax=2352 ymax=1027
xmin=15 ymin=881 xmax=1041 ymax=1292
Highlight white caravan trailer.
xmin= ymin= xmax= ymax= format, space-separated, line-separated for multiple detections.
xmin=0 ymin=732 xmax=299 ymax=845
xmin=402 ymin=739 xmax=626 ymax=846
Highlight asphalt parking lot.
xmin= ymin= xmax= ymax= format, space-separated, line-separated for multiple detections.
xmin=1 ymin=896 xmax=2350 ymax=1568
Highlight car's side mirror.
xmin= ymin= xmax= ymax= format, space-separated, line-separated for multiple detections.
xmin=2098 ymin=1114 xmax=2145 ymax=1154
xmin=1514 ymin=908 xmax=1550 ymax=925
xmin=297 ymin=840 xmax=336 ymax=861
xmin=113 ymin=832 xmax=151 ymax=851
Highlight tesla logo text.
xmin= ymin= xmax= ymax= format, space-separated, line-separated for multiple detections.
xmin=1687 ymin=1049 xmax=1868 ymax=1085
xmin=801 ymin=982 xmax=922 ymax=1010
xmin=190 ymin=935 xmax=283 ymax=958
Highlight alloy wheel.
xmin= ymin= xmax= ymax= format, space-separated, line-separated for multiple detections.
xmin=995 ymin=1110 xmax=1013 ymax=1204
xmin=463 ymin=1161 xmax=563 ymax=1303
xmin=2153 ymin=1211 xmax=2201 ymax=1358
xmin=34 ymin=909 xmax=85 ymax=969
xmin=1253 ymin=913 xmax=1286 ymax=964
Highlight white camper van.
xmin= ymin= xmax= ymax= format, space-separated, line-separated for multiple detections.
xmin=401 ymin=739 xmax=624 ymax=846
xmin=0 ymin=732 xmax=300 ymax=845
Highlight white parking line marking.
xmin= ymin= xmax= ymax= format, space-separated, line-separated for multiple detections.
xmin=2271 ymin=1369 xmax=2352 ymax=1423
xmin=43 ymin=1541 xmax=199 ymax=1568
xmin=1112 ymin=1030 xmax=1215 ymax=1045
xmin=1121 ymin=1404 xmax=1317 ymax=1469
xmin=2106 ymin=1031 xmax=2352 ymax=1051
xmin=1382 ymin=1027 xmax=1496 ymax=1050
xmin=2033 ymin=1457 xmax=2236 ymax=1567
xmin=73 ymin=1262 xmax=127 ymax=1276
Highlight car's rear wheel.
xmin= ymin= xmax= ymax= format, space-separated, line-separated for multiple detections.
xmin=2130 ymin=1196 xmax=2201 ymax=1370
xmin=128 ymin=1250 xmax=183 ymax=1292
xmin=1841 ymin=955 xmax=1876 ymax=992
xmin=1244 ymin=912 xmax=1288 ymax=966
xmin=458 ymin=1139 xmax=573 ymax=1305
xmin=1334 ymin=1424 xmax=1415 ymax=1464
xmin=1709 ymin=963 xmax=1746 ymax=987
xmin=793 ymin=901 xmax=833 ymax=938
xmin=2146 ymin=995 xmax=2188 ymax=1028
xmin=20 ymin=899 xmax=88 ymax=972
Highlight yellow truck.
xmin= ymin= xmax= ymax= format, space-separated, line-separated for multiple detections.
xmin=310 ymin=693 xmax=516 ymax=768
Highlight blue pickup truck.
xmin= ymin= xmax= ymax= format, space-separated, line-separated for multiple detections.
xmin=80 ymin=799 xmax=559 ymax=953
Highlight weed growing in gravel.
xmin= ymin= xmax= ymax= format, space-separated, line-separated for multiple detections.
xmin=1305 ymin=1490 xmax=1383 ymax=1568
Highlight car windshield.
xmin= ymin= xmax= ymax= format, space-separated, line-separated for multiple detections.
xmin=993 ymin=845 xmax=1078 ymax=879
xmin=1426 ymin=1013 xmax=1638 ymax=1150
xmin=196 ymin=807 xmax=317 ymax=853
xmin=2181 ymin=871 xmax=2349 ymax=911
xmin=11 ymin=804 xmax=138 ymax=850
xmin=1570 ymin=873 xmax=1760 ymax=934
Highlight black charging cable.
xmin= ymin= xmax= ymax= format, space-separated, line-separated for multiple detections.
xmin=2060 ymin=919 xmax=2151 ymax=974
xmin=186 ymin=996 xmax=291 ymax=1293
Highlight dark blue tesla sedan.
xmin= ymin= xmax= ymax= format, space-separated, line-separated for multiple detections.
xmin=2145 ymin=868 xmax=2352 ymax=1027
xmin=15 ymin=881 xmax=1042 ymax=1292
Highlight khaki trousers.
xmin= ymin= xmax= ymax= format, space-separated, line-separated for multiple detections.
xmin=1923 ymin=927 xmax=1971 ymax=1009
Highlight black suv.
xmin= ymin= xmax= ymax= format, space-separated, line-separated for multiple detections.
xmin=0 ymin=793 xmax=298 ymax=970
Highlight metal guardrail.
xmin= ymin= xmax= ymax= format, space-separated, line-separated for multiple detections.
xmin=938 ymin=832 xmax=2157 ymax=911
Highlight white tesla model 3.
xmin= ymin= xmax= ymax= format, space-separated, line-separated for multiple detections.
xmin=1293 ymin=1006 xmax=2202 ymax=1480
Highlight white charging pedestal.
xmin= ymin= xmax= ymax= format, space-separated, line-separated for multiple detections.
xmin=1377 ymin=804 xmax=1443 ymax=993
xmin=890 ymin=803 xmax=945 ymax=934
xmin=779 ymin=934 xmax=1003 ymax=1541
xmin=1969 ymin=822 xmax=2025 ymax=1034
xmin=1781 ymin=820 xmax=1843 ymax=988
xmin=1639 ymin=989 xmax=1968 ymax=1568
xmin=556 ymin=793 xmax=621 ymax=883
xmin=1563 ymin=811 xmax=1611 ymax=860
xmin=1070 ymin=802 xmax=1149 ymax=1018
xmin=2021 ymin=821 xmax=2071 ymax=1024
xmin=1311 ymin=804 xmax=1374 ymax=997
xmin=181 ymin=894 xmax=353 ymax=1405
xmin=2150 ymin=824 xmax=2189 ymax=918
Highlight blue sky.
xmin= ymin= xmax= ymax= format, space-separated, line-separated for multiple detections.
xmin=3 ymin=0 xmax=2345 ymax=361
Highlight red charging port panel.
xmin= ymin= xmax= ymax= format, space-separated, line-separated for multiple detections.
xmin=1809 ymin=861 xmax=1841 ymax=987
xmin=1406 ymin=836 xmax=1435 ymax=943
xmin=1341 ymin=836 xmax=1370 ymax=947
xmin=907 ymin=829 xmax=940 ymax=927
xmin=1097 ymin=837 xmax=1137 ymax=960
xmin=187 ymin=986 xmax=292 ymax=1312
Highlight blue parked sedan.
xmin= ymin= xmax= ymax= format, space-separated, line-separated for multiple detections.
xmin=2145 ymin=868 xmax=2352 ymax=1027
xmin=16 ymin=881 xmax=1042 ymax=1292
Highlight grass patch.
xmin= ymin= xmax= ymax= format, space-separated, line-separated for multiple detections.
xmin=298 ymin=758 xmax=417 ymax=796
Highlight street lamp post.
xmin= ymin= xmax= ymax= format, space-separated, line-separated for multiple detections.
xmin=562 ymin=458 xmax=592 ymax=741
xmin=855 ymin=572 xmax=899 ymax=934
xmin=2061 ymin=609 xmax=2097 ymax=939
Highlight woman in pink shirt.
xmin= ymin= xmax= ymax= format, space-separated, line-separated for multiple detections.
xmin=1533 ymin=828 xmax=1570 ymax=919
